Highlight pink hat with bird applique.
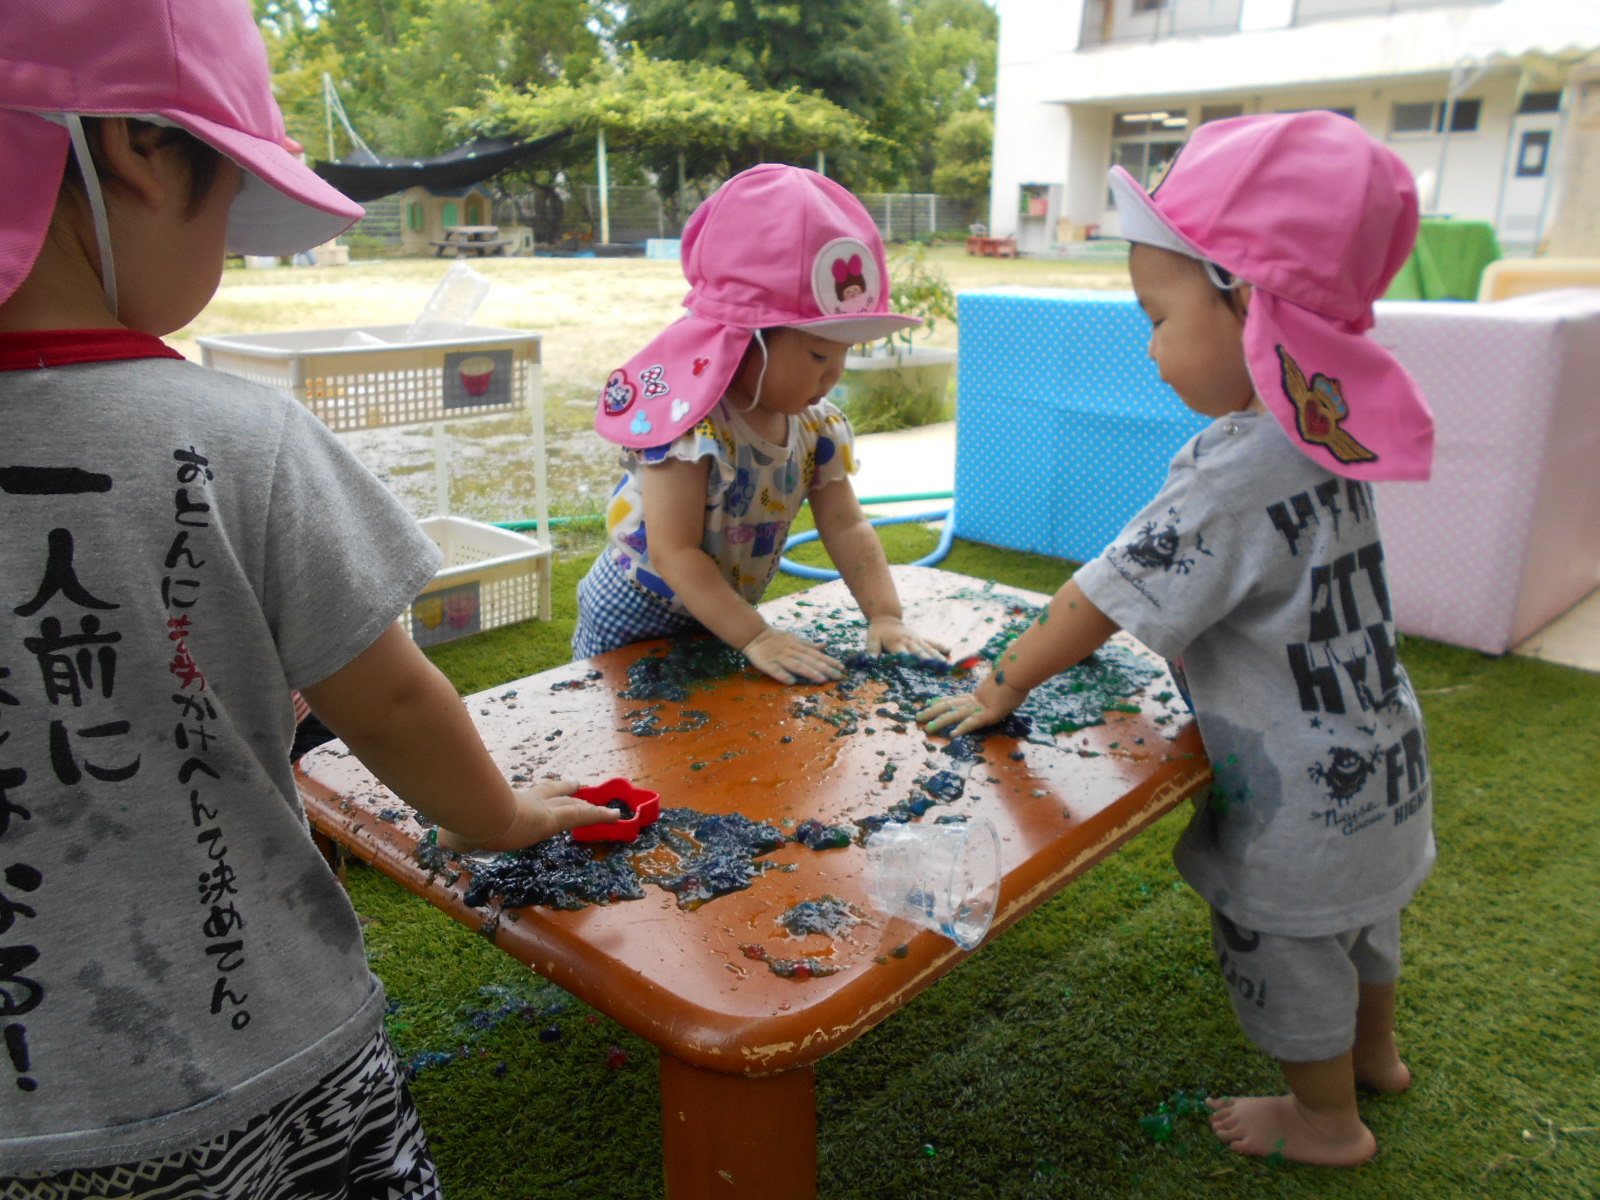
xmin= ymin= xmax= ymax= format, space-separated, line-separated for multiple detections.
xmin=595 ymin=164 xmax=921 ymax=449
xmin=1109 ymin=111 xmax=1434 ymax=482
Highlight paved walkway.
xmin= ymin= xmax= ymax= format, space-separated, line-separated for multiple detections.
xmin=852 ymin=421 xmax=1600 ymax=673
xmin=851 ymin=420 xmax=956 ymax=516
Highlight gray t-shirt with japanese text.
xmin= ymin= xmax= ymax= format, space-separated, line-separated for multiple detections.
xmin=1074 ymin=411 xmax=1434 ymax=937
xmin=1 ymin=344 xmax=439 ymax=1171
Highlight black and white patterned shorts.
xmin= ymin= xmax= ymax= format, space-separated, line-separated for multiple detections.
xmin=1 ymin=1030 xmax=439 ymax=1200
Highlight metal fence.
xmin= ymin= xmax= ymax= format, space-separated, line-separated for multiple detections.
xmin=343 ymin=184 xmax=982 ymax=250
xmin=856 ymin=193 xmax=984 ymax=241
xmin=343 ymin=194 xmax=403 ymax=245
xmin=565 ymin=185 xmax=983 ymax=244
xmin=573 ymin=184 xmax=708 ymax=244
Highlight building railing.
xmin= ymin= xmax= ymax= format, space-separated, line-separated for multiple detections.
xmin=1293 ymin=0 xmax=1495 ymax=25
xmin=1079 ymin=0 xmax=1243 ymax=47
xmin=1079 ymin=0 xmax=1497 ymax=45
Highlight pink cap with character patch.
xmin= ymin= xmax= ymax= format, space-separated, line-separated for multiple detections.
xmin=1108 ymin=111 xmax=1434 ymax=482
xmin=596 ymin=164 xmax=921 ymax=448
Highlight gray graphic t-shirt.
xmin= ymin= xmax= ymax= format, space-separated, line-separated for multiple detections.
xmin=1075 ymin=411 xmax=1434 ymax=937
xmin=1 ymin=345 xmax=440 ymax=1170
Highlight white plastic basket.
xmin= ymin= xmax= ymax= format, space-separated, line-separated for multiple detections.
xmin=197 ymin=324 xmax=553 ymax=639
xmin=196 ymin=324 xmax=538 ymax=432
xmin=404 ymin=516 xmax=551 ymax=647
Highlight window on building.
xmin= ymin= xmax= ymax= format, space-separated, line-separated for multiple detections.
xmin=1081 ymin=0 xmax=1243 ymax=46
xmin=1516 ymin=130 xmax=1552 ymax=178
xmin=1442 ymin=98 xmax=1482 ymax=132
xmin=1390 ymin=98 xmax=1480 ymax=136
xmin=1391 ymin=102 xmax=1434 ymax=134
xmin=1109 ymin=110 xmax=1187 ymax=198
xmin=1518 ymin=91 xmax=1562 ymax=115
xmin=406 ymin=202 xmax=423 ymax=231
xmin=1200 ymin=104 xmax=1244 ymax=124
xmin=1277 ymin=106 xmax=1357 ymax=120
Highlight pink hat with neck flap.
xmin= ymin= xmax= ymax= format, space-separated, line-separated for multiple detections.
xmin=595 ymin=164 xmax=920 ymax=449
xmin=0 ymin=0 xmax=363 ymax=310
xmin=1109 ymin=111 xmax=1434 ymax=482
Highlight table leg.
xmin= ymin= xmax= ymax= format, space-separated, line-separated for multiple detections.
xmin=309 ymin=826 xmax=348 ymax=887
xmin=659 ymin=1054 xmax=817 ymax=1200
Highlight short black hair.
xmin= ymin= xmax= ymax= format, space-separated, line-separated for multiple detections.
xmin=61 ymin=116 xmax=225 ymax=220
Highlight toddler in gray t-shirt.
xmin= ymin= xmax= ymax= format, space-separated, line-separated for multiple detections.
xmin=920 ymin=112 xmax=1436 ymax=1168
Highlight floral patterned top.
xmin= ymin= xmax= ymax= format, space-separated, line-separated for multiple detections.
xmin=600 ymin=397 xmax=857 ymax=612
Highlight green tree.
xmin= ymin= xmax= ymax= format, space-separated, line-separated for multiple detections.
xmin=900 ymin=0 xmax=997 ymax=122
xmin=615 ymin=0 xmax=906 ymax=124
xmin=884 ymin=0 xmax=998 ymax=189
xmin=258 ymin=0 xmax=606 ymax=158
xmin=931 ymin=108 xmax=994 ymax=203
xmin=461 ymin=54 xmax=875 ymax=222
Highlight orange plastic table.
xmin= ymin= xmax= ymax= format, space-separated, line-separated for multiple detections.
xmin=294 ymin=566 xmax=1210 ymax=1198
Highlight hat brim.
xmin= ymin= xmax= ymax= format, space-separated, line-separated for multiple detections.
xmin=1108 ymin=166 xmax=1206 ymax=260
xmin=166 ymin=109 xmax=364 ymax=255
xmin=1245 ymin=290 xmax=1434 ymax=482
xmin=0 ymin=111 xmax=73 ymax=306
xmin=786 ymin=312 xmax=923 ymax=344
xmin=595 ymin=314 xmax=753 ymax=449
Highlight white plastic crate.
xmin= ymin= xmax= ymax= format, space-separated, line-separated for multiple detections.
xmin=195 ymin=323 xmax=539 ymax=432
xmin=404 ymin=517 xmax=552 ymax=647
xmin=196 ymin=324 xmax=553 ymax=638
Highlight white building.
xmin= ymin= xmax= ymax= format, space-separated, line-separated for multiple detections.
xmin=990 ymin=0 xmax=1600 ymax=257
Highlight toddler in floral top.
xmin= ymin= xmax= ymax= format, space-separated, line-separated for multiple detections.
xmin=575 ymin=164 xmax=945 ymax=683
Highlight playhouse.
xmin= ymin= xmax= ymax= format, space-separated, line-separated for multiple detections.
xmin=396 ymin=184 xmax=533 ymax=256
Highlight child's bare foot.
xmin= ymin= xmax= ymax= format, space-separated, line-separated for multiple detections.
xmin=1354 ymin=1048 xmax=1412 ymax=1094
xmin=1207 ymin=1094 xmax=1377 ymax=1166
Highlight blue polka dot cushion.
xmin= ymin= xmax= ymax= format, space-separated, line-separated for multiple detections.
xmin=954 ymin=288 xmax=1207 ymax=564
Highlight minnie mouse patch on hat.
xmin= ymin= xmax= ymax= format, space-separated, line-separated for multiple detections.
xmin=1108 ymin=111 xmax=1435 ymax=482
xmin=597 ymin=315 xmax=753 ymax=444
xmin=595 ymin=164 xmax=921 ymax=449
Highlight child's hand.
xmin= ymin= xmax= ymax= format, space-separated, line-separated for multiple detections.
xmin=741 ymin=627 xmax=845 ymax=685
xmin=917 ymin=675 xmax=1030 ymax=738
xmin=865 ymin=615 xmax=949 ymax=661
xmin=436 ymin=780 xmax=621 ymax=853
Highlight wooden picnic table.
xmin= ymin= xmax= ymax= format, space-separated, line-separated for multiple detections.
xmin=431 ymin=224 xmax=511 ymax=257
xmin=294 ymin=565 xmax=1210 ymax=1199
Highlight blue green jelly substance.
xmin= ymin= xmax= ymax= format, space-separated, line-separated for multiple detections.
xmin=1138 ymin=1087 xmax=1211 ymax=1142
xmin=447 ymin=593 xmax=1170 ymax=917
xmin=779 ymin=895 xmax=864 ymax=937
xmin=459 ymin=806 xmax=787 ymax=911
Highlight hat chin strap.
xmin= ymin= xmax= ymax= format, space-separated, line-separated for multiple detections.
xmin=1204 ymin=260 xmax=1244 ymax=291
xmin=64 ymin=114 xmax=119 ymax=319
xmin=738 ymin=329 xmax=770 ymax=412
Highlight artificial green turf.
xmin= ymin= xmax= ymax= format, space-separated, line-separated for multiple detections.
xmin=352 ymin=524 xmax=1600 ymax=1198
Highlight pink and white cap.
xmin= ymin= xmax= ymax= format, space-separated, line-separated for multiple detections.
xmin=0 ymin=0 xmax=364 ymax=309
xmin=596 ymin=164 xmax=921 ymax=449
xmin=1109 ymin=111 xmax=1434 ymax=482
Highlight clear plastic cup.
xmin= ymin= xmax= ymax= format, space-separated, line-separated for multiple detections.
xmin=405 ymin=260 xmax=490 ymax=342
xmin=863 ymin=817 xmax=1002 ymax=951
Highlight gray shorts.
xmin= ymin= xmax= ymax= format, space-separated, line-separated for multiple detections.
xmin=1210 ymin=908 xmax=1402 ymax=1063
